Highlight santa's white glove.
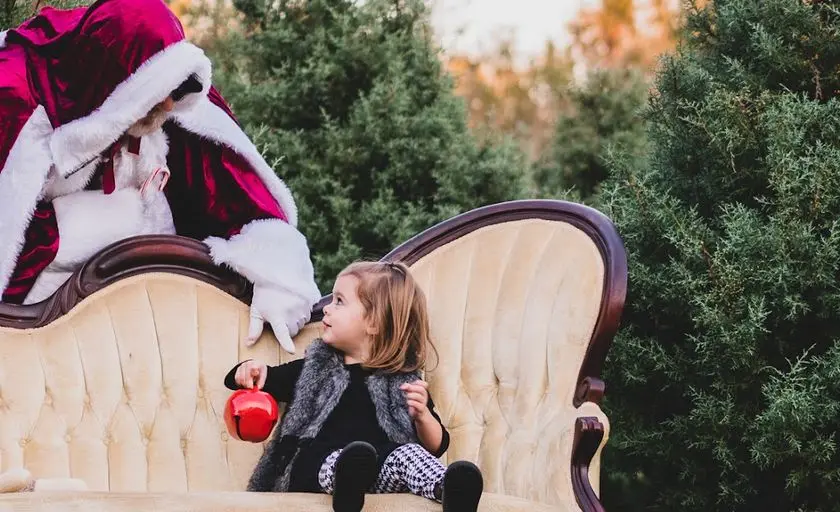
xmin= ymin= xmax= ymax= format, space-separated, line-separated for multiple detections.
xmin=248 ymin=284 xmax=311 ymax=353
xmin=203 ymin=219 xmax=321 ymax=355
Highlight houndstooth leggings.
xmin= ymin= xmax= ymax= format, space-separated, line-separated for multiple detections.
xmin=318 ymin=443 xmax=446 ymax=501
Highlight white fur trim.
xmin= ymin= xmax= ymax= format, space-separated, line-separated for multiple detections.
xmin=0 ymin=106 xmax=55 ymax=297
xmin=23 ymin=268 xmax=73 ymax=305
xmin=172 ymin=98 xmax=299 ymax=227
xmin=204 ymin=218 xmax=320 ymax=304
xmin=43 ymin=128 xmax=172 ymax=204
xmin=116 ymin=129 xmax=169 ymax=190
xmin=0 ymin=31 xmax=7 ymax=49
xmin=25 ymin=189 xmax=175 ymax=305
xmin=139 ymin=191 xmax=176 ymax=236
xmin=49 ymin=40 xmax=212 ymax=178
xmin=51 ymin=189 xmax=146 ymax=271
xmin=41 ymin=159 xmax=99 ymax=201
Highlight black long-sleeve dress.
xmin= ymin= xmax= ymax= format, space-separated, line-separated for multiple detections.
xmin=224 ymin=359 xmax=450 ymax=493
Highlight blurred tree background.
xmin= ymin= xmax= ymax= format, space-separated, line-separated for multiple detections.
xmin=15 ymin=1 xmax=840 ymax=511
xmin=10 ymin=2 xmax=840 ymax=511
xmin=166 ymin=0 xmax=681 ymax=204
xmin=206 ymin=0 xmax=528 ymax=292
xmin=1 ymin=0 xmax=88 ymax=26
xmin=2 ymin=0 xmax=680 ymax=263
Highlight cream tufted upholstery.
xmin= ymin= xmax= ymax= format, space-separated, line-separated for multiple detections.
xmin=412 ymin=219 xmax=609 ymax=505
xmin=0 ymin=273 xmax=311 ymax=493
xmin=0 ymin=205 xmax=618 ymax=511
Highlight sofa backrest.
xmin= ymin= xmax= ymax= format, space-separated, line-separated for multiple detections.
xmin=383 ymin=201 xmax=625 ymax=506
xmin=0 ymin=200 xmax=626 ymax=506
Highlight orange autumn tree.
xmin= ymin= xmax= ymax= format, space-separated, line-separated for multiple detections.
xmin=443 ymin=0 xmax=680 ymax=201
xmin=166 ymin=0 xmax=236 ymax=52
xmin=534 ymin=0 xmax=680 ymax=201
xmin=569 ymin=0 xmax=679 ymax=73
xmin=445 ymin=39 xmax=573 ymax=163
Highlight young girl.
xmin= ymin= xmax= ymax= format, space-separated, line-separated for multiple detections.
xmin=224 ymin=261 xmax=484 ymax=512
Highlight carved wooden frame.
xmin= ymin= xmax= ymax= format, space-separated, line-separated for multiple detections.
xmin=0 ymin=235 xmax=252 ymax=329
xmin=0 ymin=199 xmax=626 ymax=511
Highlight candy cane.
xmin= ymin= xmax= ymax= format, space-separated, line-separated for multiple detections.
xmin=140 ymin=166 xmax=171 ymax=197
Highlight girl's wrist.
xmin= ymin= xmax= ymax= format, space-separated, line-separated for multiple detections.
xmin=413 ymin=409 xmax=432 ymax=424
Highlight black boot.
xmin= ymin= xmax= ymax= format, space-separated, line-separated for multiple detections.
xmin=332 ymin=441 xmax=379 ymax=512
xmin=441 ymin=460 xmax=484 ymax=512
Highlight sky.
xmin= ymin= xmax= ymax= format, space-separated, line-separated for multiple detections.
xmin=429 ymin=0 xmax=597 ymax=63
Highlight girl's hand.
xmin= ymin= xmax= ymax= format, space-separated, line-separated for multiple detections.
xmin=401 ymin=380 xmax=430 ymax=421
xmin=234 ymin=360 xmax=268 ymax=389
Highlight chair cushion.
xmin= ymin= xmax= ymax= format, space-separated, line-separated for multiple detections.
xmin=409 ymin=219 xmax=606 ymax=503
xmin=0 ymin=273 xmax=315 ymax=493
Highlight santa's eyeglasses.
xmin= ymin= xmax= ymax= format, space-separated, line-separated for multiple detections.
xmin=171 ymin=73 xmax=203 ymax=102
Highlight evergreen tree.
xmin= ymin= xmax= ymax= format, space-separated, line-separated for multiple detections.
xmin=1 ymin=0 xmax=90 ymax=29
xmin=535 ymin=67 xmax=648 ymax=201
xmin=214 ymin=0 xmax=527 ymax=291
xmin=600 ymin=1 xmax=840 ymax=510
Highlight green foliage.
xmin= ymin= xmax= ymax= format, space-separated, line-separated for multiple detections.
xmin=1 ymin=0 xmax=90 ymax=29
xmin=534 ymin=67 xmax=649 ymax=201
xmin=214 ymin=0 xmax=527 ymax=291
xmin=600 ymin=1 xmax=840 ymax=510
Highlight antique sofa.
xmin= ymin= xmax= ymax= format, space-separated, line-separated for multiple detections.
xmin=0 ymin=199 xmax=626 ymax=511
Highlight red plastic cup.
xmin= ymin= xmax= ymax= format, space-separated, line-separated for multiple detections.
xmin=224 ymin=387 xmax=280 ymax=442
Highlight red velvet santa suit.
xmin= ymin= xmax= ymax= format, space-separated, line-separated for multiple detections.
xmin=0 ymin=0 xmax=319 ymax=352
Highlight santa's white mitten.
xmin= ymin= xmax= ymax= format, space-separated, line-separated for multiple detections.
xmin=203 ymin=219 xmax=321 ymax=352
xmin=248 ymin=283 xmax=311 ymax=353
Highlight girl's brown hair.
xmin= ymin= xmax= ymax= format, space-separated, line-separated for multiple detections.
xmin=339 ymin=261 xmax=437 ymax=374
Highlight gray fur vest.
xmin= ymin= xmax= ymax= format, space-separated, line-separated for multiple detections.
xmin=247 ymin=339 xmax=420 ymax=492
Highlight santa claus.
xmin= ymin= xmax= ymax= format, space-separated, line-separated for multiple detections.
xmin=0 ymin=0 xmax=320 ymax=353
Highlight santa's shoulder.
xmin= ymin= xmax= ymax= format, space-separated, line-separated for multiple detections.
xmin=0 ymin=44 xmax=37 ymax=116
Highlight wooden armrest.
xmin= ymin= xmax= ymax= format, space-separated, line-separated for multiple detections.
xmin=572 ymin=416 xmax=606 ymax=512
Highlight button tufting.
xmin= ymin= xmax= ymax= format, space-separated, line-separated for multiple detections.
xmin=65 ymin=434 xmax=72 ymax=443
xmin=220 ymin=432 xmax=229 ymax=441
xmin=19 ymin=439 xmax=27 ymax=447
xmin=197 ymin=389 xmax=204 ymax=399
xmin=181 ymin=440 xmax=188 ymax=449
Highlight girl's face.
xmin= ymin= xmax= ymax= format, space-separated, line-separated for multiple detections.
xmin=322 ymin=274 xmax=375 ymax=359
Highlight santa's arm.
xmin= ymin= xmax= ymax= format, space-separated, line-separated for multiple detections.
xmin=164 ymin=120 xmax=320 ymax=353
xmin=1 ymin=203 xmax=59 ymax=304
xmin=204 ymin=219 xmax=320 ymax=353
xmin=0 ymin=91 xmax=61 ymax=304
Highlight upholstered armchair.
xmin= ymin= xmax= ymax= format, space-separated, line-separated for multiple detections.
xmin=0 ymin=199 xmax=626 ymax=511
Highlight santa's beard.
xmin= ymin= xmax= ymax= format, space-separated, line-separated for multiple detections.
xmin=127 ymin=105 xmax=171 ymax=137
